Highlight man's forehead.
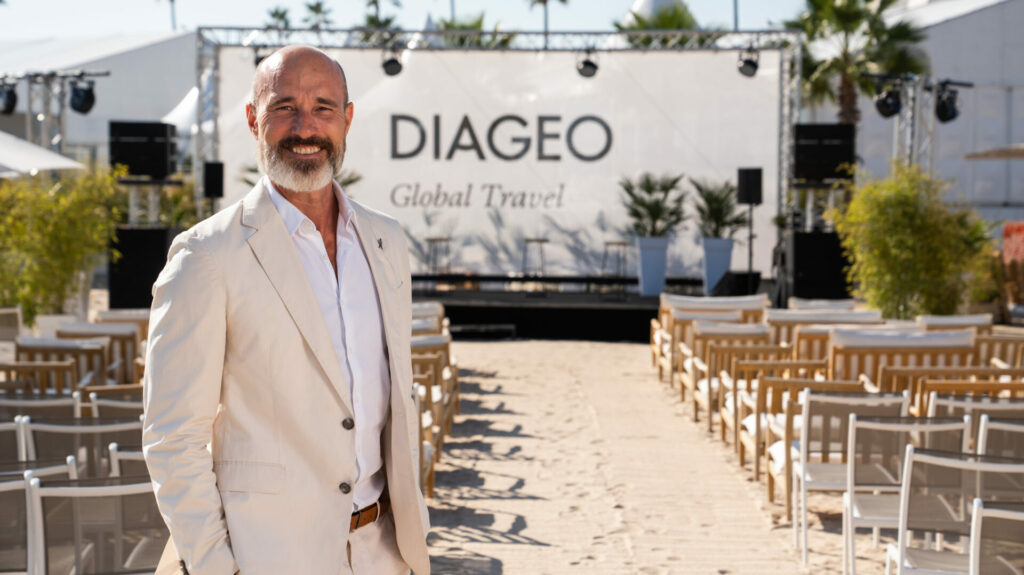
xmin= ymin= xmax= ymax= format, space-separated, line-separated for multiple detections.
xmin=254 ymin=50 xmax=348 ymax=103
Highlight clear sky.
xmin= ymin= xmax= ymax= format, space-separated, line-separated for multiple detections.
xmin=0 ymin=0 xmax=806 ymax=41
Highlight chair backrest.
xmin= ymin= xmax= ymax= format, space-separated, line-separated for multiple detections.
xmin=17 ymin=416 xmax=144 ymax=477
xmin=31 ymin=314 xmax=77 ymax=339
xmin=57 ymin=321 xmax=141 ymax=384
xmin=828 ymin=329 xmax=976 ymax=383
xmin=95 ymin=308 xmax=151 ymax=341
xmin=412 ymin=316 xmax=442 ymax=335
xmin=689 ymin=322 xmax=771 ymax=369
xmin=968 ymin=499 xmax=1024 ymax=575
xmin=0 ymin=457 xmax=76 ymax=575
xmin=846 ymin=415 xmax=969 ymax=498
xmin=0 ymin=392 xmax=82 ymax=420
xmin=108 ymin=442 xmax=149 ymax=478
xmin=875 ymin=366 xmax=1024 ymax=414
xmin=976 ymin=334 xmax=1024 ymax=368
xmin=16 ymin=336 xmax=108 ymax=388
xmin=708 ymin=344 xmax=790 ymax=387
xmin=896 ymin=447 xmax=1024 ymax=570
xmin=764 ymin=308 xmax=882 ymax=346
xmin=0 ymin=359 xmax=79 ymax=395
xmin=660 ymin=293 xmax=768 ymax=323
xmin=917 ymin=313 xmax=993 ymax=335
xmin=412 ymin=301 xmax=445 ymax=319
xmin=978 ymin=416 xmax=1024 ymax=459
xmin=791 ymin=322 xmax=923 ymax=361
xmin=799 ymin=391 xmax=909 ymax=464
xmin=0 ymin=417 xmax=16 ymax=461
xmin=0 ymin=306 xmax=22 ymax=343
xmin=25 ymin=473 xmax=168 ymax=575
xmin=670 ymin=310 xmax=743 ymax=354
xmin=90 ymin=392 xmax=144 ymax=419
xmin=927 ymin=393 xmax=1024 ymax=446
xmin=787 ymin=297 xmax=857 ymax=311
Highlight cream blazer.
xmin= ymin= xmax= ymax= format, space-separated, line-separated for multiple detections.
xmin=142 ymin=182 xmax=430 ymax=575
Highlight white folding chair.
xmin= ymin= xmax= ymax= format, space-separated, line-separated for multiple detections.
xmin=968 ymin=498 xmax=1024 ymax=575
xmin=977 ymin=415 xmax=1024 ymax=459
xmin=16 ymin=416 xmax=143 ymax=477
xmin=791 ymin=390 xmax=909 ymax=564
xmin=887 ymin=447 xmax=1024 ymax=575
xmin=0 ymin=457 xmax=76 ymax=575
xmin=24 ymin=472 xmax=168 ymax=575
xmin=842 ymin=415 xmax=970 ymax=575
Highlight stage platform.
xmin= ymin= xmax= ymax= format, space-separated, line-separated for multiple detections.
xmin=413 ymin=274 xmax=708 ymax=342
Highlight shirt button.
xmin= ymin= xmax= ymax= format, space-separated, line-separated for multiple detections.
xmin=342 ymin=418 xmax=354 ymax=430
xmin=339 ymin=482 xmax=351 ymax=494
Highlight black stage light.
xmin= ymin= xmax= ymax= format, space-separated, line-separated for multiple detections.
xmin=382 ymin=56 xmax=402 ymax=76
xmin=70 ymin=80 xmax=95 ymax=114
xmin=0 ymin=84 xmax=16 ymax=115
xmin=874 ymin=89 xmax=901 ymax=118
xmin=737 ymin=49 xmax=758 ymax=77
xmin=935 ymin=85 xmax=959 ymax=123
xmin=577 ymin=58 xmax=598 ymax=78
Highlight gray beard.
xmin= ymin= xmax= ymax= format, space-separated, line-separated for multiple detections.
xmin=258 ymin=139 xmax=345 ymax=193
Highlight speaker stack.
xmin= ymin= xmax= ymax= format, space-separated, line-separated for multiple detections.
xmin=109 ymin=121 xmax=177 ymax=180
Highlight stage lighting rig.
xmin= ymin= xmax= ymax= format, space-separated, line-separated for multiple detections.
xmin=577 ymin=50 xmax=598 ymax=78
xmin=0 ymin=81 xmax=16 ymax=115
xmin=737 ymin=47 xmax=758 ymax=77
xmin=874 ymin=87 xmax=902 ymax=118
xmin=69 ymin=79 xmax=96 ymax=114
xmin=931 ymin=80 xmax=972 ymax=123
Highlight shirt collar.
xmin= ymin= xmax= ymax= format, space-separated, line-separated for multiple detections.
xmin=264 ymin=176 xmax=355 ymax=236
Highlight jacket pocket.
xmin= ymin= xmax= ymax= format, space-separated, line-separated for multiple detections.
xmin=213 ymin=461 xmax=286 ymax=494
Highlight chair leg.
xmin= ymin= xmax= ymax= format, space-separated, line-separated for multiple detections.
xmin=792 ymin=471 xmax=799 ymax=548
xmin=842 ymin=502 xmax=848 ymax=575
xmin=801 ymin=478 xmax=809 ymax=564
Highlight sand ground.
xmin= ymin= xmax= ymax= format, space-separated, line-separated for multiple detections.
xmin=427 ymin=340 xmax=893 ymax=575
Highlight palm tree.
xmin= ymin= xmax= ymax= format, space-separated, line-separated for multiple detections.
xmin=690 ymin=179 xmax=748 ymax=239
xmin=527 ymin=0 xmax=568 ymax=50
xmin=786 ymin=0 xmax=928 ymax=125
xmin=304 ymin=1 xmax=333 ymax=31
xmin=439 ymin=14 xmax=516 ymax=49
xmin=614 ymin=3 xmax=717 ymax=49
xmin=157 ymin=0 xmax=178 ymax=31
xmin=265 ymin=6 xmax=291 ymax=44
xmin=367 ymin=0 xmax=401 ymax=22
xmin=620 ymin=173 xmax=688 ymax=238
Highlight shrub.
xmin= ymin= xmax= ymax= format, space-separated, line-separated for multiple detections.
xmin=830 ymin=163 xmax=993 ymax=318
xmin=0 ymin=169 xmax=123 ymax=324
xmin=620 ymin=173 xmax=687 ymax=237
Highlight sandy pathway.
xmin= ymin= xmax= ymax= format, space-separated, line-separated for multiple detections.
xmin=426 ymin=340 xmax=890 ymax=574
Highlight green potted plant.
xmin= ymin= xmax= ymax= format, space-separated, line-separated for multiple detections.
xmin=691 ymin=178 xmax=748 ymax=294
xmin=830 ymin=163 xmax=993 ymax=318
xmin=620 ymin=172 xmax=687 ymax=296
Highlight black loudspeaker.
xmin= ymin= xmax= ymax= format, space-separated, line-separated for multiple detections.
xmin=737 ymin=167 xmax=762 ymax=205
xmin=784 ymin=231 xmax=851 ymax=299
xmin=203 ymin=162 xmax=224 ymax=198
xmin=109 ymin=121 xmax=176 ymax=180
xmin=793 ymin=124 xmax=855 ymax=188
xmin=109 ymin=226 xmax=177 ymax=309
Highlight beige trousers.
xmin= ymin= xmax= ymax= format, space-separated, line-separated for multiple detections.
xmin=345 ymin=508 xmax=411 ymax=575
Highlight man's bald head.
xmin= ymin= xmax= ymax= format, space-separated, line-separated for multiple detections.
xmin=250 ymin=45 xmax=349 ymax=112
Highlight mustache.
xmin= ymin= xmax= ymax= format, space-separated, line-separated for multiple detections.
xmin=276 ymin=136 xmax=335 ymax=155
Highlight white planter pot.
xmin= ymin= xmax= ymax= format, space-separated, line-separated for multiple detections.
xmin=702 ymin=237 xmax=734 ymax=295
xmin=635 ymin=236 xmax=670 ymax=296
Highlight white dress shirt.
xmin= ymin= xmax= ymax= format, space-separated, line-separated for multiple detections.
xmin=266 ymin=178 xmax=390 ymax=511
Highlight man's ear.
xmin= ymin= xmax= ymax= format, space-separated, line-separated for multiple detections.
xmin=245 ymin=103 xmax=258 ymax=138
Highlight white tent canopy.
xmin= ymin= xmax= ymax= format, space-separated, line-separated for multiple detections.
xmin=0 ymin=131 xmax=85 ymax=178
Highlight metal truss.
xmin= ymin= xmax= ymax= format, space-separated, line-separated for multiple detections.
xmin=194 ymin=27 xmax=803 ymax=213
xmin=0 ymin=70 xmax=108 ymax=154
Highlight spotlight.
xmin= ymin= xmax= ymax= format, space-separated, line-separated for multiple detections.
xmin=874 ymin=88 xmax=901 ymax=118
xmin=382 ymin=56 xmax=402 ymax=77
xmin=577 ymin=50 xmax=598 ymax=78
xmin=737 ymin=49 xmax=758 ymax=77
xmin=69 ymin=80 xmax=95 ymax=114
xmin=935 ymin=85 xmax=959 ymax=123
xmin=0 ymin=84 xmax=16 ymax=115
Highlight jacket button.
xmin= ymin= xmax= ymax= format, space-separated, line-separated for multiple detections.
xmin=342 ymin=418 xmax=354 ymax=430
xmin=339 ymin=482 xmax=351 ymax=494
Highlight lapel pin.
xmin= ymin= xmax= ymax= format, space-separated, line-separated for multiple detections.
xmin=377 ymin=238 xmax=384 ymax=250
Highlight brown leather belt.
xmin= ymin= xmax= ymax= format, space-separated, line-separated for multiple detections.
xmin=350 ymin=496 xmax=389 ymax=532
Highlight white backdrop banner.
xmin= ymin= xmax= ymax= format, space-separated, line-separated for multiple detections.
xmin=216 ymin=48 xmax=781 ymax=276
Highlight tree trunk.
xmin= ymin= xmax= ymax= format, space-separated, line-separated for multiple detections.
xmin=837 ymin=72 xmax=860 ymax=125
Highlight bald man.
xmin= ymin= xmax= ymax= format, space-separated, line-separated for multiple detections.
xmin=143 ymin=46 xmax=430 ymax=575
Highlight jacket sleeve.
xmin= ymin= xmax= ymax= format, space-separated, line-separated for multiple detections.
xmin=143 ymin=234 xmax=239 ymax=575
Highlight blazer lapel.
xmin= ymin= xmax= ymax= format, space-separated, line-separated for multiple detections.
xmin=240 ymin=183 xmax=354 ymax=415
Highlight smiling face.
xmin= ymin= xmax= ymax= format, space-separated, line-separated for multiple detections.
xmin=246 ymin=46 xmax=354 ymax=194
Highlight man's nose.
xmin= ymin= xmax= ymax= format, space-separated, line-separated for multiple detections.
xmin=290 ymin=109 xmax=318 ymax=138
